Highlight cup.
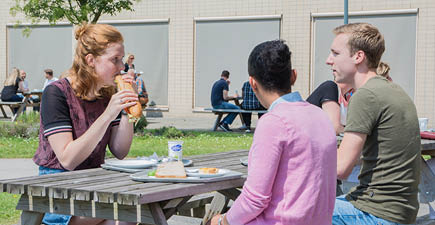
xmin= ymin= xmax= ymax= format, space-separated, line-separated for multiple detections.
xmin=418 ymin=118 xmax=429 ymax=131
xmin=168 ymin=140 xmax=183 ymax=161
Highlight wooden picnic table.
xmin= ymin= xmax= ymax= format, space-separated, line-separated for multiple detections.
xmin=0 ymin=90 xmax=43 ymax=121
xmin=0 ymin=150 xmax=248 ymax=225
xmin=1 ymin=139 xmax=434 ymax=224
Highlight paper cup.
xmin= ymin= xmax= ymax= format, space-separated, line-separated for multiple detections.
xmin=419 ymin=118 xmax=429 ymax=131
xmin=168 ymin=140 xmax=183 ymax=161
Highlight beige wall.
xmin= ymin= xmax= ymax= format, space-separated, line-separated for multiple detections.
xmin=2 ymin=0 xmax=434 ymax=126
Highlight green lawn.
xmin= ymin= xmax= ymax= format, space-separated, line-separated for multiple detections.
xmin=0 ymin=130 xmax=253 ymax=224
xmin=0 ymin=193 xmax=21 ymax=225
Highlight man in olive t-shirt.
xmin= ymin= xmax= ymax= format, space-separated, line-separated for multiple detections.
xmin=327 ymin=23 xmax=421 ymax=224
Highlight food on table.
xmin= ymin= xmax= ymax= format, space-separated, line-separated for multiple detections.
xmin=114 ymin=75 xmax=142 ymax=122
xmin=148 ymin=170 xmax=156 ymax=176
xmin=199 ymin=167 xmax=219 ymax=174
xmin=155 ymin=161 xmax=187 ymax=178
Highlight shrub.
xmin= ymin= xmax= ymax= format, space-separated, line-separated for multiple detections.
xmin=134 ymin=116 xmax=148 ymax=133
xmin=142 ymin=126 xmax=189 ymax=138
xmin=0 ymin=112 xmax=40 ymax=138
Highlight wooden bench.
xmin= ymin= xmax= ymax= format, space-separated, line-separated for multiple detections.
xmin=0 ymin=99 xmax=27 ymax=122
xmin=204 ymin=108 xmax=267 ymax=131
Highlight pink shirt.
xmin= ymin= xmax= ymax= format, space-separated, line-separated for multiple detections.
xmin=226 ymin=100 xmax=337 ymax=225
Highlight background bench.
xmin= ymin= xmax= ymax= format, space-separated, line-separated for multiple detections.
xmin=204 ymin=108 xmax=268 ymax=131
xmin=0 ymin=99 xmax=26 ymax=122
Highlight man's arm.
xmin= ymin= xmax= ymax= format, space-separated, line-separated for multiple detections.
xmin=223 ymin=90 xmax=237 ymax=101
xmin=337 ymin=131 xmax=366 ymax=180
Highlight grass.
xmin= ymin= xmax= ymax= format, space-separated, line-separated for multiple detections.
xmin=0 ymin=193 xmax=21 ymax=225
xmin=0 ymin=129 xmax=253 ymax=224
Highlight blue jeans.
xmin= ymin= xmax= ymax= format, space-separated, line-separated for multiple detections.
xmin=213 ymin=102 xmax=240 ymax=125
xmin=333 ymin=195 xmax=402 ymax=225
xmin=39 ymin=166 xmax=72 ymax=225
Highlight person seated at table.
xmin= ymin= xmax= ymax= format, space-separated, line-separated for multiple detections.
xmin=32 ymin=23 xmax=137 ymax=225
xmin=130 ymin=69 xmax=149 ymax=107
xmin=1 ymin=68 xmax=28 ymax=113
xmin=209 ymin=40 xmax=337 ymax=225
xmin=210 ymin=70 xmax=239 ymax=132
xmin=240 ymin=80 xmax=266 ymax=132
xmin=327 ymin=23 xmax=420 ymax=224
xmin=43 ymin=68 xmax=58 ymax=90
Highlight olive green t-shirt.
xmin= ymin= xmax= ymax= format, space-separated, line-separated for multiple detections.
xmin=344 ymin=76 xmax=421 ymax=224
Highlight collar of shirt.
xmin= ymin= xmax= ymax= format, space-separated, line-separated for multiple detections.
xmin=268 ymin=91 xmax=304 ymax=111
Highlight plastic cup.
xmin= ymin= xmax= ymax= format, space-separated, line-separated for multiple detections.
xmin=168 ymin=140 xmax=183 ymax=161
xmin=419 ymin=118 xmax=429 ymax=131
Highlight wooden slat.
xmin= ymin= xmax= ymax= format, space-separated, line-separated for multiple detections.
xmin=20 ymin=211 xmax=44 ymax=225
xmin=47 ymin=172 xmax=129 ymax=199
xmin=96 ymin=183 xmax=171 ymax=205
xmin=16 ymin=194 xmax=155 ymax=224
xmin=3 ymin=168 xmax=106 ymax=195
xmin=149 ymin=202 xmax=168 ymax=225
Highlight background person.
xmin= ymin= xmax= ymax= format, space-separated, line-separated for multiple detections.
xmin=132 ymin=69 xmax=149 ymax=107
xmin=209 ymin=40 xmax=337 ymax=225
xmin=1 ymin=68 xmax=28 ymax=113
xmin=43 ymin=68 xmax=58 ymax=90
xmin=210 ymin=70 xmax=239 ymax=132
xmin=33 ymin=23 xmax=137 ymax=225
xmin=124 ymin=53 xmax=135 ymax=72
xmin=328 ymin=23 xmax=420 ymax=225
xmin=240 ymin=80 xmax=265 ymax=132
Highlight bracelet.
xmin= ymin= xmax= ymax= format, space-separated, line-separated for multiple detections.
xmin=121 ymin=109 xmax=128 ymax=115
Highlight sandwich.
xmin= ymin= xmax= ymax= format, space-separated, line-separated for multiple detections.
xmin=155 ymin=161 xmax=187 ymax=178
xmin=199 ymin=168 xmax=219 ymax=174
xmin=114 ymin=75 xmax=142 ymax=122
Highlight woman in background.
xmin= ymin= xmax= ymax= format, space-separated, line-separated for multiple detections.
xmin=124 ymin=53 xmax=135 ymax=72
xmin=1 ymin=68 xmax=27 ymax=103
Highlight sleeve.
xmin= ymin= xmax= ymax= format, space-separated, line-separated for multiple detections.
xmin=41 ymin=85 xmax=73 ymax=137
xmin=306 ymin=80 xmax=338 ymax=107
xmin=223 ymin=81 xmax=229 ymax=91
xmin=226 ymin=114 xmax=284 ymax=225
xmin=344 ymin=88 xmax=379 ymax=135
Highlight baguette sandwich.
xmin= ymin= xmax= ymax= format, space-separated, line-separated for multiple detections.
xmin=114 ymin=75 xmax=142 ymax=122
xmin=155 ymin=161 xmax=187 ymax=178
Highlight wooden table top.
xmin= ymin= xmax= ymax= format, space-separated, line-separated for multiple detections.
xmin=0 ymin=150 xmax=249 ymax=206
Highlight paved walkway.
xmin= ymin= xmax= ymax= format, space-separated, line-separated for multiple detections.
xmin=1 ymin=114 xmax=434 ymax=224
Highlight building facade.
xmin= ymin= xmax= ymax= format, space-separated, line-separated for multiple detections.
xmin=0 ymin=0 xmax=433 ymax=126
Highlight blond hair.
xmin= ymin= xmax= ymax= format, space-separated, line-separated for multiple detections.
xmin=4 ymin=68 xmax=21 ymax=86
xmin=125 ymin=53 xmax=134 ymax=64
xmin=333 ymin=23 xmax=385 ymax=69
xmin=69 ymin=23 xmax=123 ymax=100
xmin=376 ymin=61 xmax=391 ymax=78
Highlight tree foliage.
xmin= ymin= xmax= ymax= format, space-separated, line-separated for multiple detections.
xmin=10 ymin=0 xmax=141 ymax=25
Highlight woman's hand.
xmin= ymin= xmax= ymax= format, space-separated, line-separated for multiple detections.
xmin=104 ymin=90 xmax=137 ymax=120
xmin=122 ymin=71 xmax=138 ymax=93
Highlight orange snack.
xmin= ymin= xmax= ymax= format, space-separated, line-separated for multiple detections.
xmin=199 ymin=168 xmax=219 ymax=174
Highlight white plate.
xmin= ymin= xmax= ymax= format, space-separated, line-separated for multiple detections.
xmin=105 ymin=159 xmax=157 ymax=169
xmin=185 ymin=168 xmax=228 ymax=178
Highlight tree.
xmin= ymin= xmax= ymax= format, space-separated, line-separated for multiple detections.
xmin=10 ymin=0 xmax=141 ymax=26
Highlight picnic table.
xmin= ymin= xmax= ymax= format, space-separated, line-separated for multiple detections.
xmin=1 ymin=139 xmax=434 ymax=224
xmin=0 ymin=150 xmax=248 ymax=225
xmin=0 ymin=90 xmax=42 ymax=121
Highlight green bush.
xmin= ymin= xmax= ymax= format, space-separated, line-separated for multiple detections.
xmin=142 ymin=126 xmax=189 ymax=138
xmin=0 ymin=112 xmax=40 ymax=138
xmin=134 ymin=116 xmax=148 ymax=133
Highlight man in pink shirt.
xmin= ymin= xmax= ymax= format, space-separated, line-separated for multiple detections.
xmin=209 ymin=40 xmax=337 ymax=225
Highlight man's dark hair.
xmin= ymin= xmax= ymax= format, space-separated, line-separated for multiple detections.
xmin=248 ymin=40 xmax=292 ymax=94
xmin=44 ymin=69 xmax=53 ymax=76
xmin=221 ymin=70 xmax=230 ymax=78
